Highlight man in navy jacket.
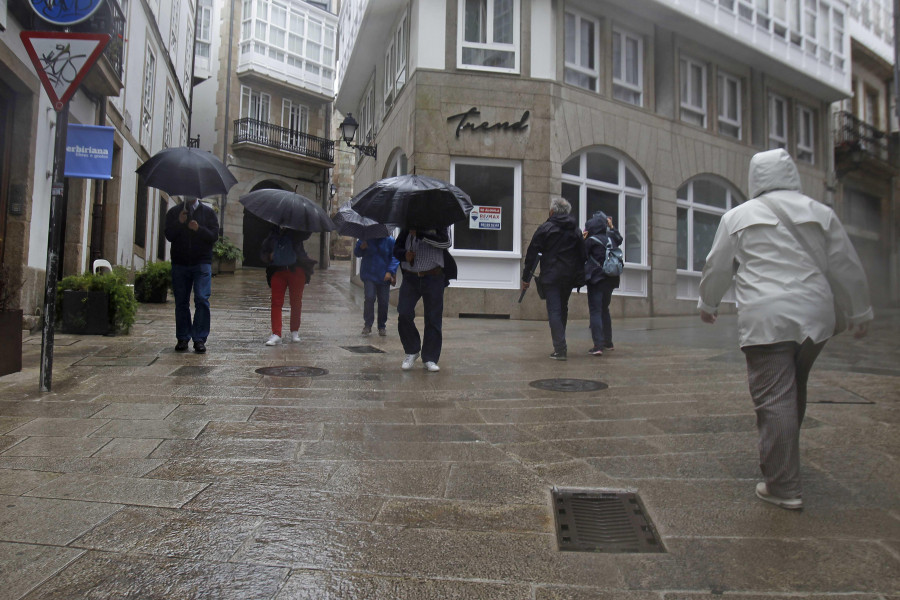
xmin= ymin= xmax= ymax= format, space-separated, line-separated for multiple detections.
xmin=164 ymin=198 xmax=219 ymax=353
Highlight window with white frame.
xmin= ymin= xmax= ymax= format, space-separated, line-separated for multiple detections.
xmin=355 ymin=80 xmax=376 ymax=158
xmin=170 ymin=0 xmax=180 ymax=58
xmin=564 ymin=9 xmax=599 ymax=92
xmin=796 ymin=104 xmax=815 ymax=163
xmin=458 ymin=0 xmax=520 ymax=73
xmin=281 ymin=99 xmax=308 ymax=149
xmin=451 ymin=158 xmax=521 ymax=255
xmin=383 ymin=12 xmax=407 ymax=112
xmin=163 ymin=89 xmax=174 ymax=148
xmin=183 ymin=21 xmax=193 ymax=97
xmin=676 ymin=177 xmax=743 ymax=300
xmin=141 ymin=46 xmax=156 ymax=148
xmin=180 ymin=120 xmax=187 ymax=147
xmin=768 ymin=93 xmax=788 ymax=149
xmin=195 ymin=0 xmax=212 ymax=66
xmin=612 ymin=27 xmax=643 ymax=106
xmin=680 ymin=57 xmax=707 ymax=127
xmin=717 ymin=71 xmax=742 ymax=139
xmin=240 ymin=85 xmax=271 ymax=140
xmin=560 ymin=148 xmax=648 ymax=296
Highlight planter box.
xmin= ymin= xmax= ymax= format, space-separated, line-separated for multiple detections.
xmin=0 ymin=309 xmax=23 ymax=376
xmin=61 ymin=290 xmax=110 ymax=335
xmin=215 ymin=258 xmax=236 ymax=275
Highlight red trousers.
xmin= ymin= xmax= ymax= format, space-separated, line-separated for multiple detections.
xmin=270 ymin=269 xmax=305 ymax=336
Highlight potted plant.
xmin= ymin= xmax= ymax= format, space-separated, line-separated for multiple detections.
xmin=134 ymin=260 xmax=171 ymax=303
xmin=0 ymin=265 xmax=25 ymax=376
xmin=212 ymin=236 xmax=243 ymax=275
xmin=57 ymin=267 xmax=138 ymax=335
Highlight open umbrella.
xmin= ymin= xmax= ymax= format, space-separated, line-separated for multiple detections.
xmin=349 ymin=174 xmax=473 ymax=229
xmin=333 ymin=202 xmax=391 ymax=240
xmin=136 ymin=147 xmax=237 ymax=198
xmin=239 ymin=189 xmax=336 ymax=232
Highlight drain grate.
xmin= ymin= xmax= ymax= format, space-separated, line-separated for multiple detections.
xmin=341 ymin=345 xmax=386 ymax=354
xmin=530 ymin=378 xmax=608 ymax=393
xmin=170 ymin=366 xmax=216 ymax=376
xmin=552 ymin=489 xmax=664 ymax=553
xmin=255 ymin=366 xmax=329 ymax=377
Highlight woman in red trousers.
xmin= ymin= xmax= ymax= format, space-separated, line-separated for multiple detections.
xmin=260 ymin=226 xmax=314 ymax=346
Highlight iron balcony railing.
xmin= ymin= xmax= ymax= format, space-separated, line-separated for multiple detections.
xmin=187 ymin=135 xmax=200 ymax=148
xmin=833 ymin=110 xmax=890 ymax=163
xmin=104 ymin=0 xmax=126 ymax=80
xmin=233 ymin=118 xmax=334 ymax=163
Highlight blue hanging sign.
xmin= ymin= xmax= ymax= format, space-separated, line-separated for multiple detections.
xmin=29 ymin=0 xmax=105 ymax=26
xmin=65 ymin=124 xmax=114 ymax=179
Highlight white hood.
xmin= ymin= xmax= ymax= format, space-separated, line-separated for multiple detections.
xmin=748 ymin=149 xmax=802 ymax=199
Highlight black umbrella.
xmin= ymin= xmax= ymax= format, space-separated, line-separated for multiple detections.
xmin=349 ymin=174 xmax=473 ymax=229
xmin=135 ymin=147 xmax=237 ymax=198
xmin=239 ymin=189 xmax=336 ymax=232
xmin=333 ymin=202 xmax=391 ymax=240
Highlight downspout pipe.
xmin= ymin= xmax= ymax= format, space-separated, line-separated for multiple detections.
xmin=220 ymin=0 xmax=236 ymax=236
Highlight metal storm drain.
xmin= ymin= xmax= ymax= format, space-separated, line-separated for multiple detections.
xmin=530 ymin=378 xmax=608 ymax=393
xmin=255 ymin=366 xmax=329 ymax=377
xmin=552 ymin=489 xmax=665 ymax=553
xmin=169 ymin=366 xmax=216 ymax=376
xmin=341 ymin=345 xmax=386 ymax=354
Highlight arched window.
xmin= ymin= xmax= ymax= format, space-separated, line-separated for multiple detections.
xmin=560 ymin=148 xmax=648 ymax=296
xmin=384 ymin=151 xmax=408 ymax=178
xmin=676 ymin=176 xmax=743 ymax=300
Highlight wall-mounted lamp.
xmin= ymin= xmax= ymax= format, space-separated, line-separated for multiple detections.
xmin=338 ymin=113 xmax=377 ymax=158
xmin=329 ymin=183 xmax=337 ymax=198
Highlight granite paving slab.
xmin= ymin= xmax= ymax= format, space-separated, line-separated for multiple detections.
xmin=0 ymin=469 xmax=61 ymax=495
xmin=146 ymin=458 xmax=338 ymax=487
xmin=0 ymin=436 xmax=111 ymax=458
xmin=24 ymin=473 xmax=207 ymax=508
xmin=0 ymin=456 xmax=165 ymax=477
xmin=89 ymin=403 xmax=179 ymax=420
xmin=0 ymin=542 xmax=84 ymax=600
xmin=90 ymin=419 xmax=208 ymax=439
xmin=149 ymin=438 xmax=299 ymax=461
xmin=6 ymin=417 xmax=109 ymax=438
xmin=0 ymin=495 xmax=122 ymax=545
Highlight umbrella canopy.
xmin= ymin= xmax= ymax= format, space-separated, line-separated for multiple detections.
xmin=136 ymin=147 xmax=237 ymax=199
xmin=349 ymin=174 xmax=473 ymax=229
xmin=239 ymin=189 xmax=336 ymax=232
xmin=333 ymin=203 xmax=391 ymax=240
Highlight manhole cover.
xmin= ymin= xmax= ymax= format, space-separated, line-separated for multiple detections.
xmin=255 ymin=366 xmax=329 ymax=377
xmin=341 ymin=345 xmax=386 ymax=354
xmin=170 ymin=366 xmax=216 ymax=376
xmin=552 ymin=489 xmax=664 ymax=553
xmin=530 ymin=378 xmax=608 ymax=392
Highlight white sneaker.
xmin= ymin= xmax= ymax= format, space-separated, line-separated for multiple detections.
xmin=424 ymin=361 xmax=440 ymax=372
xmin=755 ymin=482 xmax=803 ymax=510
xmin=401 ymin=353 xmax=419 ymax=370
xmin=290 ymin=331 xmax=300 ymax=343
xmin=265 ymin=334 xmax=282 ymax=346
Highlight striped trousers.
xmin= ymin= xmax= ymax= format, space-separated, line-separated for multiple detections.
xmin=742 ymin=339 xmax=826 ymax=499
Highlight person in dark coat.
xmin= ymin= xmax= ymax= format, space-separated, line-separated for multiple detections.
xmin=354 ymin=235 xmax=400 ymax=336
xmin=393 ymin=227 xmax=458 ymax=372
xmin=259 ymin=226 xmax=313 ymax=346
xmin=164 ymin=197 xmax=219 ymax=353
xmin=521 ymin=197 xmax=587 ymax=360
xmin=584 ymin=211 xmax=623 ymax=355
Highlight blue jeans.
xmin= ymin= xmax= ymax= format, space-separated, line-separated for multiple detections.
xmin=363 ymin=279 xmax=391 ymax=329
xmin=397 ymin=272 xmax=444 ymax=363
xmin=544 ymin=284 xmax=573 ymax=354
xmin=172 ymin=263 xmax=212 ymax=342
xmin=587 ymin=280 xmax=615 ymax=348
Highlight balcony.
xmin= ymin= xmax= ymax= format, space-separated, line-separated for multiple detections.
xmin=233 ymin=118 xmax=334 ymax=164
xmin=833 ymin=111 xmax=898 ymax=177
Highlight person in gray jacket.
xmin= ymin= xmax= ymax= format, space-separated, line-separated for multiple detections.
xmin=698 ymin=149 xmax=873 ymax=510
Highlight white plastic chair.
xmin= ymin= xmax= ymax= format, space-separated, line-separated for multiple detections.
xmin=92 ymin=259 xmax=113 ymax=274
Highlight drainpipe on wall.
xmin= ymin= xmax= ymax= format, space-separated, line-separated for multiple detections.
xmin=220 ymin=0 xmax=236 ymax=237
xmin=90 ymin=97 xmax=107 ymax=261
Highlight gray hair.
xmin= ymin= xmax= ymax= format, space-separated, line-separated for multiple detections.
xmin=550 ymin=197 xmax=571 ymax=215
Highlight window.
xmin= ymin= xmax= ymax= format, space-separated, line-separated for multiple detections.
xmin=281 ymin=99 xmax=308 ymax=149
xmin=383 ymin=13 xmax=407 ymax=112
xmin=157 ymin=199 xmax=168 ymax=261
xmin=717 ymin=72 xmax=742 ymax=139
xmin=843 ymin=188 xmax=881 ymax=235
xmin=612 ymin=27 xmax=642 ymax=106
xmin=451 ymin=159 xmax=520 ymax=254
xmin=676 ymin=177 xmax=742 ymax=300
xmin=163 ymin=89 xmax=174 ymax=148
xmin=135 ymin=176 xmax=149 ymax=249
xmin=141 ymin=46 xmax=156 ymax=148
xmin=796 ymin=104 xmax=814 ymax=163
xmin=170 ymin=0 xmax=180 ymax=59
xmin=560 ymin=149 xmax=648 ymax=296
xmin=195 ymin=0 xmax=212 ymax=66
xmin=768 ymin=93 xmax=788 ymax=149
xmin=184 ymin=21 xmax=194 ymax=97
xmin=564 ymin=10 xmax=599 ymax=92
xmin=354 ymin=79 xmax=376 ymax=160
xmin=458 ymin=0 xmax=519 ymax=73
xmin=240 ymin=85 xmax=271 ymax=140
xmin=680 ymin=57 xmax=707 ymax=127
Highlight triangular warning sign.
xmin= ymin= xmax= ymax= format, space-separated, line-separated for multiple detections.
xmin=20 ymin=32 xmax=111 ymax=111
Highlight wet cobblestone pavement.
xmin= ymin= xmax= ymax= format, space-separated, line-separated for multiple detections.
xmin=0 ymin=265 xmax=897 ymax=599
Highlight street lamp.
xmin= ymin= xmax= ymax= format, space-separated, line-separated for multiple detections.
xmin=338 ymin=113 xmax=377 ymax=158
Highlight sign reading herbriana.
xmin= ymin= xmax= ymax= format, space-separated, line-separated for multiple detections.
xmin=447 ymin=107 xmax=529 ymax=137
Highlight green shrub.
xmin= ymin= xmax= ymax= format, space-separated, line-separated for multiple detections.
xmin=134 ymin=261 xmax=171 ymax=303
xmin=213 ymin=236 xmax=244 ymax=261
xmin=57 ymin=266 xmax=138 ymax=334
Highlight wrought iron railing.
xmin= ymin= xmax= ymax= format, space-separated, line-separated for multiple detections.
xmin=104 ymin=0 xmax=127 ymax=80
xmin=233 ymin=118 xmax=334 ymax=163
xmin=187 ymin=135 xmax=200 ymax=148
xmin=833 ymin=110 xmax=889 ymax=163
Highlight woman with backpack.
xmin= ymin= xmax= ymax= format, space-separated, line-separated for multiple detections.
xmin=260 ymin=225 xmax=314 ymax=346
xmin=584 ymin=211 xmax=623 ymax=356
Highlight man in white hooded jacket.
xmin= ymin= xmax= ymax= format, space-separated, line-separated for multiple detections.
xmin=698 ymin=149 xmax=873 ymax=510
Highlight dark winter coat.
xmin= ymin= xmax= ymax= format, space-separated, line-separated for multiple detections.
xmin=584 ymin=212 xmax=623 ymax=286
xmin=164 ymin=201 xmax=219 ymax=266
xmin=522 ymin=213 xmax=586 ymax=286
